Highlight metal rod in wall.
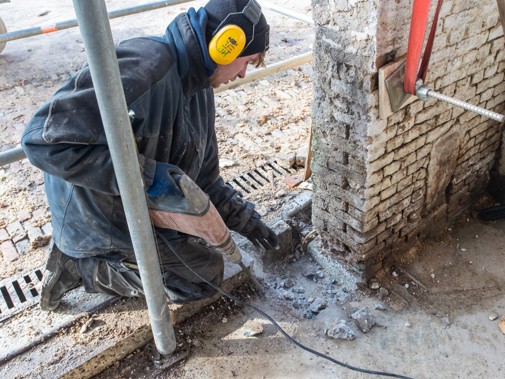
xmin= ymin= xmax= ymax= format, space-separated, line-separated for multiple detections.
xmin=0 ymin=0 xmax=192 ymax=45
xmin=416 ymin=81 xmax=505 ymax=123
xmin=72 ymin=0 xmax=176 ymax=355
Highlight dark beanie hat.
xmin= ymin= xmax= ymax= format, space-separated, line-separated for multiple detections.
xmin=204 ymin=0 xmax=270 ymax=57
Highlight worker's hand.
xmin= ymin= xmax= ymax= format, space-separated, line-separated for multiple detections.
xmin=243 ymin=218 xmax=280 ymax=252
xmin=147 ymin=163 xmax=185 ymax=198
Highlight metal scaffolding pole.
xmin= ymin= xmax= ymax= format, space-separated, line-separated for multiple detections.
xmin=72 ymin=0 xmax=176 ymax=355
xmin=0 ymin=0 xmax=192 ymax=46
xmin=0 ymin=146 xmax=25 ymax=166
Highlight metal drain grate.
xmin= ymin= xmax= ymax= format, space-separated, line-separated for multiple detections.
xmin=0 ymin=268 xmax=44 ymax=323
xmin=227 ymin=160 xmax=294 ymax=196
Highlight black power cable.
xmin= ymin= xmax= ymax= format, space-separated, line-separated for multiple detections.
xmin=157 ymin=233 xmax=414 ymax=379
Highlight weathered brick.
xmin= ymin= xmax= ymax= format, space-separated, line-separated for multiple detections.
xmin=0 ymin=229 xmax=9 ymax=242
xmin=380 ymin=184 xmax=397 ymax=201
xmin=407 ymin=157 xmax=429 ymax=176
xmin=390 ymin=167 xmax=408 ymax=185
xmin=383 ymin=161 xmax=401 ymax=177
xmin=493 ymin=81 xmax=505 ymax=97
xmin=0 ymin=240 xmax=19 ymax=262
xmin=471 ymin=70 xmax=484 ymax=85
xmin=15 ymin=239 xmax=30 ymax=255
xmin=401 ymin=151 xmax=417 ymax=169
xmin=438 ymin=67 xmax=469 ymax=88
xmin=477 ymin=73 xmax=505 ymax=94
xmin=486 ymin=92 xmax=505 ymax=110
xmin=480 ymin=88 xmax=494 ymax=103
xmin=25 ymin=225 xmax=43 ymax=241
xmin=395 ymin=136 xmax=427 ymax=159
xmin=369 ymin=151 xmax=394 ymax=173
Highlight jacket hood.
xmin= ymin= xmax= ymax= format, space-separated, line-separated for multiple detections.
xmin=163 ymin=13 xmax=212 ymax=96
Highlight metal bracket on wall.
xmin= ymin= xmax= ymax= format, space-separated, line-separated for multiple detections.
xmin=378 ymin=60 xmax=417 ymax=119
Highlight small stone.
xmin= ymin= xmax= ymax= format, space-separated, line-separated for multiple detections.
xmin=282 ymin=279 xmax=295 ymax=289
xmin=80 ymin=318 xmax=94 ymax=334
xmin=392 ymin=271 xmax=399 ymax=277
xmin=405 ymin=321 xmax=412 ymax=328
xmin=336 ymin=291 xmax=350 ymax=303
xmin=326 ymin=320 xmax=356 ymax=341
xmin=309 ymin=298 xmax=327 ymax=314
xmin=222 ymin=318 xmax=228 ymax=323
xmin=431 ymin=273 xmax=435 ymax=279
xmin=280 ymin=290 xmax=296 ymax=300
xmin=489 ymin=313 xmax=498 ymax=321
xmin=315 ymin=270 xmax=325 ymax=279
xmin=374 ymin=303 xmax=387 ymax=311
xmin=302 ymin=271 xmax=316 ymax=280
xmin=243 ymin=320 xmax=263 ymax=337
xmin=292 ymin=286 xmax=305 ymax=294
xmin=378 ymin=287 xmax=389 ymax=300
xmin=441 ymin=316 xmax=451 ymax=326
xmin=370 ymin=282 xmax=380 ymax=290
xmin=404 ymin=283 xmax=410 ymax=289
xmin=351 ymin=307 xmax=376 ymax=333
xmin=219 ymin=159 xmax=237 ymax=168
xmin=292 ymin=300 xmax=303 ymax=309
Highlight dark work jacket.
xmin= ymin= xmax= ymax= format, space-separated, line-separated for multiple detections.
xmin=21 ymin=14 xmax=255 ymax=258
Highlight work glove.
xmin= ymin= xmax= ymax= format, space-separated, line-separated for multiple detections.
xmin=242 ymin=214 xmax=280 ymax=252
xmin=147 ymin=163 xmax=185 ymax=198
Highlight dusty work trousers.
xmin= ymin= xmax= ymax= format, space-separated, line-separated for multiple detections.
xmin=75 ymin=230 xmax=224 ymax=304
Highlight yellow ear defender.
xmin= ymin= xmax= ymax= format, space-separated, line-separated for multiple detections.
xmin=208 ymin=24 xmax=246 ymax=65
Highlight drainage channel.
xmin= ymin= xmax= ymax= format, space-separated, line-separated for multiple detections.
xmin=226 ymin=160 xmax=294 ymax=196
xmin=0 ymin=268 xmax=43 ymax=323
xmin=0 ymin=160 xmax=295 ymax=323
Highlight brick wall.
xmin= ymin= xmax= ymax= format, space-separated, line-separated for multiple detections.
xmin=312 ymin=0 xmax=505 ymax=277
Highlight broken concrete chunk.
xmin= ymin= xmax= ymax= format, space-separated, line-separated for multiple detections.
xmin=292 ymin=300 xmax=304 ymax=309
xmin=275 ymin=152 xmax=296 ymax=168
xmin=374 ymin=303 xmax=387 ymax=311
xmin=219 ymin=159 xmax=237 ymax=168
xmin=302 ymin=271 xmax=316 ymax=280
xmin=309 ymin=298 xmax=327 ymax=314
xmin=242 ymin=320 xmax=264 ymax=337
xmin=326 ymin=320 xmax=356 ymax=341
xmin=281 ymin=278 xmax=295 ymax=289
xmin=279 ymin=290 xmax=296 ymax=300
xmin=292 ymin=286 xmax=305 ymax=293
xmin=351 ymin=307 xmax=376 ymax=333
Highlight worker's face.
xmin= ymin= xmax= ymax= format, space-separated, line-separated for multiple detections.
xmin=209 ymin=53 xmax=261 ymax=88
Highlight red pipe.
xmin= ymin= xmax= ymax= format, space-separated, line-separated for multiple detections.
xmin=404 ymin=0 xmax=431 ymax=94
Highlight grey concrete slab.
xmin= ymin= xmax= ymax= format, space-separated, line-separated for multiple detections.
xmin=0 ymin=251 xmax=255 ymax=379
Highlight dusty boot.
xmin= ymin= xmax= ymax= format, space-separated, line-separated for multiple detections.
xmin=40 ymin=244 xmax=82 ymax=311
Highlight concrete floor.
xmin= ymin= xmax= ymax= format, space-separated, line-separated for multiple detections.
xmin=94 ymin=210 xmax=505 ymax=379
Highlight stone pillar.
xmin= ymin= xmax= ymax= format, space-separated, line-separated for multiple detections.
xmin=311 ymin=0 xmax=505 ymax=279
xmin=311 ymin=0 xmax=381 ymax=275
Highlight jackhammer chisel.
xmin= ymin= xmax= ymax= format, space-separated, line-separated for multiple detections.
xmin=148 ymin=173 xmax=265 ymax=297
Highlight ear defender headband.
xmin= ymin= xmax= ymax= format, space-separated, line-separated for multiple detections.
xmin=208 ymin=0 xmax=262 ymax=65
